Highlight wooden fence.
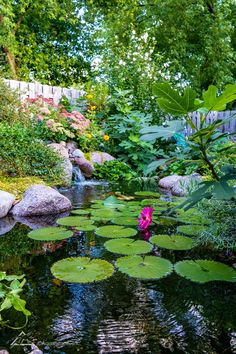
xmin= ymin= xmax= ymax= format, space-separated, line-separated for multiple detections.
xmin=4 ymin=79 xmax=236 ymax=134
xmin=4 ymin=79 xmax=83 ymax=104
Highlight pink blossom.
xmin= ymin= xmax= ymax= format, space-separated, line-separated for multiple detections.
xmin=138 ymin=207 xmax=154 ymax=230
xmin=37 ymin=115 xmax=44 ymax=121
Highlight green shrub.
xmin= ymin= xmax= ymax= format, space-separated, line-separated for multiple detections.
xmin=92 ymin=160 xmax=136 ymax=181
xmin=0 ymin=78 xmax=28 ymax=123
xmin=0 ymin=123 xmax=63 ymax=183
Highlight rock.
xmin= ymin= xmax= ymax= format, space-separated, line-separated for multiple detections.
xmin=72 ymin=149 xmax=84 ymax=158
xmin=14 ymin=211 xmax=70 ymax=230
xmin=29 ymin=344 xmax=43 ymax=354
xmin=48 ymin=143 xmax=69 ymax=159
xmin=90 ymin=151 xmax=115 ymax=165
xmin=159 ymin=175 xmax=183 ymax=190
xmin=48 ymin=142 xmax=72 ymax=186
xmin=0 ymin=216 xmax=16 ymax=235
xmin=74 ymin=157 xmax=94 ymax=178
xmin=0 ymin=349 xmax=10 ymax=354
xmin=66 ymin=141 xmax=78 ymax=157
xmin=0 ymin=190 xmax=16 ymax=218
xmin=11 ymin=185 xmax=72 ymax=216
xmin=159 ymin=173 xmax=202 ymax=197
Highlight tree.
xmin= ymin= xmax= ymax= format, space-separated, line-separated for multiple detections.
xmin=0 ymin=0 xmax=94 ymax=86
xmin=85 ymin=0 xmax=236 ymax=104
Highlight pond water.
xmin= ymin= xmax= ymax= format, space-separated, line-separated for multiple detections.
xmin=0 ymin=182 xmax=236 ymax=354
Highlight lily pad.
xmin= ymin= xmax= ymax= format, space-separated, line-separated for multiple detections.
xmin=177 ymin=225 xmax=206 ymax=237
xmin=158 ymin=216 xmax=178 ymax=226
xmin=115 ymin=255 xmax=173 ymax=280
xmin=57 ymin=216 xmax=94 ymax=227
xmin=141 ymin=199 xmax=162 ymax=206
xmin=91 ymin=209 xmax=121 ymax=219
xmin=176 ymin=209 xmax=210 ymax=225
xmin=111 ymin=216 xmax=138 ymax=226
xmin=104 ymin=238 xmax=153 ymax=255
xmin=150 ymin=235 xmax=195 ymax=250
xmin=135 ymin=191 xmax=160 ymax=197
xmin=174 ymin=260 xmax=236 ymax=283
xmin=95 ymin=225 xmax=137 ymax=238
xmin=103 ymin=196 xmax=125 ymax=208
xmin=71 ymin=209 xmax=91 ymax=215
xmin=51 ymin=257 xmax=114 ymax=283
xmin=28 ymin=227 xmax=73 ymax=241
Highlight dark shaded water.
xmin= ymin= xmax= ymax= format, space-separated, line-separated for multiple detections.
xmin=0 ymin=182 xmax=236 ymax=354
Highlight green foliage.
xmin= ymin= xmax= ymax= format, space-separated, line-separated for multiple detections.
xmin=28 ymin=227 xmax=73 ymax=241
xmin=150 ymin=235 xmax=195 ymax=251
xmin=104 ymin=238 xmax=153 ymax=255
xmin=177 ymin=225 xmax=206 ymax=237
xmin=174 ymin=260 xmax=236 ymax=283
xmin=57 ymin=216 xmax=95 ymax=229
xmin=0 ymin=272 xmax=31 ymax=327
xmin=104 ymin=109 xmax=158 ymax=172
xmin=115 ymin=255 xmax=173 ymax=280
xmin=92 ymin=160 xmax=136 ymax=182
xmin=51 ymin=257 xmax=114 ymax=283
xmin=0 ymin=122 xmax=63 ymax=182
xmin=0 ymin=79 xmax=27 ymax=123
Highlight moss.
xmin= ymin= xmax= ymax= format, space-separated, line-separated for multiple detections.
xmin=0 ymin=175 xmax=45 ymax=199
xmin=84 ymin=151 xmax=92 ymax=161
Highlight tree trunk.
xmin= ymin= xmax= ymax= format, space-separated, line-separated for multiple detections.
xmin=3 ymin=47 xmax=17 ymax=79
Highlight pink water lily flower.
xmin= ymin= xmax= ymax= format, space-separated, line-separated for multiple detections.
xmin=138 ymin=207 xmax=154 ymax=230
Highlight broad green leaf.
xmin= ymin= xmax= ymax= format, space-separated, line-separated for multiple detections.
xmin=103 ymin=196 xmax=125 ymax=208
xmin=0 ymin=272 xmax=6 ymax=281
xmin=91 ymin=209 xmax=121 ymax=219
xmin=8 ymin=294 xmax=31 ymax=316
xmin=0 ymin=297 xmax=12 ymax=312
xmin=28 ymin=227 xmax=73 ymax=241
xmin=177 ymin=225 xmax=206 ymax=237
xmin=95 ymin=225 xmax=137 ymax=238
xmin=175 ymin=260 xmax=236 ymax=283
xmin=153 ymin=83 xmax=197 ymax=116
xmin=145 ymin=159 xmax=168 ymax=174
xmin=202 ymin=84 xmax=236 ymax=111
xmin=51 ymin=257 xmax=114 ymax=283
xmin=116 ymin=255 xmax=173 ymax=280
xmin=57 ymin=216 xmax=94 ymax=227
xmin=150 ymin=235 xmax=195 ymax=250
xmin=141 ymin=120 xmax=184 ymax=141
xmin=111 ymin=216 xmax=138 ymax=226
xmin=104 ymin=238 xmax=153 ymax=255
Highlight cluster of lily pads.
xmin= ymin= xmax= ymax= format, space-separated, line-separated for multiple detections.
xmin=28 ymin=192 xmax=236 ymax=284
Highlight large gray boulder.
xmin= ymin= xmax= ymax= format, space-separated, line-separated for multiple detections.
xmin=159 ymin=174 xmax=202 ymax=196
xmin=11 ymin=185 xmax=72 ymax=216
xmin=0 ymin=216 xmax=16 ymax=235
xmin=91 ymin=151 xmax=115 ymax=165
xmin=48 ymin=142 xmax=72 ymax=186
xmin=74 ymin=157 xmax=94 ymax=178
xmin=0 ymin=190 xmax=16 ymax=218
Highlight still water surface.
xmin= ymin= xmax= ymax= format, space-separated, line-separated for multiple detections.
xmin=0 ymin=183 xmax=236 ymax=354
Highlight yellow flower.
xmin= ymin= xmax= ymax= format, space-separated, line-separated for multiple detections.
xmin=90 ymin=105 xmax=96 ymax=111
xmin=103 ymin=134 xmax=109 ymax=141
xmin=86 ymin=133 xmax=92 ymax=139
xmin=87 ymin=94 xmax=93 ymax=99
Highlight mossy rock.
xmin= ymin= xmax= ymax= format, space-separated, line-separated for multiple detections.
xmin=0 ymin=175 xmax=45 ymax=198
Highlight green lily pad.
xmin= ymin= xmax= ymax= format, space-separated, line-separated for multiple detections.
xmin=91 ymin=209 xmax=121 ymax=219
xmin=158 ymin=216 xmax=178 ymax=226
xmin=141 ymin=199 xmax=161 ymax=206
xmin=95 ymin=225 xmax=137 ymax=238
xmin=115 ymin=255 xmax=173 ymax=280
xmin=104 ymin=238 xmax=153 ymax=255
xmin=177 ymin=225 xmax=206 ymax=236
xmin=71 ymin=209 xmax=91 ymax=215
xmin=111 ymin=216 xmax=138 ymax=226
xmin=150 ymin=235 xmax=195 ymax=250
xmin=51 ymin=257 xmax=114 ymax=283
xmin=135 ymin=191 xmax=160 ymax=197
xmin=176 ymin=208 xmax=210 ymax=225
xmin=103 ymin=196 xmax=125 ymax=208
xmin=28 ymin=227 xmax=73 ymax=241
xmin=57 ymin=216 xmax=94 ymax=227
xmin=175 ymin=260 xmax=236 ymax=283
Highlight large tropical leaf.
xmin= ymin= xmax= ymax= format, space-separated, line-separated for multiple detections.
xmin=28 ymin=227 xmax=73 ymax=241
xmin=140 ymin=120 xmax=184 ymax=141
xmin=104 ymin=238 xmax=153 ymax=255
xmin=175 ymin=260 xmax=236 ymax=283
xmin=153 ymin=83 xmax=197 ymax=116
xmin=201 ymin=84 xmax=236 ymax=111
xmin=115 ymin=255 xmax=173 ymax=280
xmin=95 ymin=225 xmax=137 ymax=238
xmin=150 ymin=235 xmax=195 ymax=250
xmin=51 ymin=257 xmax=114 ymax=283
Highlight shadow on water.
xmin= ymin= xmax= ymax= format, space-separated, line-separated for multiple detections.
xmin=0 ymin=182 xmax=236 ymax=354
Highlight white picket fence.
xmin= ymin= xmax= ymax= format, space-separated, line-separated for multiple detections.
xmin=4 ymin=79 xmax=82 ymax=104
xmin=4 ymin=79 xmax=236 ymax=134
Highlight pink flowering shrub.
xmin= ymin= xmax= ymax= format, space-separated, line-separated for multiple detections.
xmin=23 ymin=96 xmax=91 ymax=143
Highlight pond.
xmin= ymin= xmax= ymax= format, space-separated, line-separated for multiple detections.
xmin=0 ymin=182 xmax=236 ymax=354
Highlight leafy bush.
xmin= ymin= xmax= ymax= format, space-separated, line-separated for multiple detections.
xmin=92 ymin=160 xmax=136 ymax=181
xmin=0 ymin=123 xmax=63 ymax=183
xmin=0 ymin=78 xmax=28 ymax=123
